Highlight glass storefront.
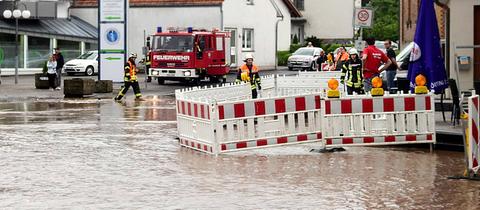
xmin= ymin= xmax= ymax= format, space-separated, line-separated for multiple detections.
xmin=85 ymin=42 xmax=98 ymax=52
xmin=27 ymin=36 xmax=51 ymax=68
xmin=57 ymin=39 xmax=81 ymax=63
xmin=0 ymin=33 xmax=25 ymax=68
xmin=0 ymin=32 xmax=95 ymax=72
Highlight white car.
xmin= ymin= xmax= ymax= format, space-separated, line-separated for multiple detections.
xmin=63 ymin=51 xmax=98 ymax=76
xmin=287 ymin=47 xmax=324 ymax=71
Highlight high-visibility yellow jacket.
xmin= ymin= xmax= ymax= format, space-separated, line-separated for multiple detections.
xmin=236 ymin=64 xmax=261 ymax=89
xmin=124 ymin=61 xmax=138 ymax=82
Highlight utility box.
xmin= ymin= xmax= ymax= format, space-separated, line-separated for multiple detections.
xmin=457 ymin=56 xmax=471 ymax=70
xmin=64 ymin=78 xmax=95 ymax=97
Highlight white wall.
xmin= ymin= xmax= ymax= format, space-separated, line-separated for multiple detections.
xmin=57 ymin=1 xmax=70 ymax=18
xmin=302 ymin=0 xmax=354 ymax=39
xmin=71 ymin=7 xmax=221 ymax=58
xmin=223 ymin=0 xmax=291 ymax=68
xmin=448 ymin=0 xmax=480 ymax=91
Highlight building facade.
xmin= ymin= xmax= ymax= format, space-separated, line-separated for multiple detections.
xmin=291 ymin=0 xmax=355 ymax=44
xmin=400 ymin=0 xmax=480 ymax=92
xmin=0 ymin=0 xmax=97 ymax=75
xmin=223 ymin=0 xmax=300 ymax=68
xmin=71 ymin=0 xmax=300 ymax=69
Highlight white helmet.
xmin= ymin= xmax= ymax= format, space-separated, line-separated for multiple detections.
xmin=129 ymin=53 xmax=137 ymax=58
xmin=244 ymin=53 xmax=254 ymax=61
xmin=349 ymin=48 xmax=359 ymax=55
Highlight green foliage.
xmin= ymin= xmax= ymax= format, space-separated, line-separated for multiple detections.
xmin=305 ymin=36 xmax=321 ymax=48
xmin=362 ymin=0 xmax=399 ymax=41
xmin=289 ymin=44 xmax=302 ymax=53
xmin=292 ymin=34 xmax=299 ymax=44
xmin=277 ymin=51 xmax=291 ymax=66
xmin=42 ymin=61 xmax=48 ymax=75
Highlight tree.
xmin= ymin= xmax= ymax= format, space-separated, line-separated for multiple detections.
xmin=362 ymin=0 xmax=399 ymax=41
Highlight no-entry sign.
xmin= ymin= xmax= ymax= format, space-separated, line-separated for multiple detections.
xmin=354 ymin=8 xmax=373 ymax=28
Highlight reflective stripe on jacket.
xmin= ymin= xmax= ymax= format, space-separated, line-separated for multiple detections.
xmin=124 ymin=61 xmax=137 ymax=81
xmin=341 ymin=59 xmax=363 ymax=88
xmin=236 ymin=64 xmax=261 ymax=89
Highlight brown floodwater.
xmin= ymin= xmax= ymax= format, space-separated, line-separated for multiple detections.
xmin=0 ymin=96 xmax=479 ymax=209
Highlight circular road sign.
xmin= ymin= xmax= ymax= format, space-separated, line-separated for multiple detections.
xmin=358 ymin=9 xmax=370 ymax=22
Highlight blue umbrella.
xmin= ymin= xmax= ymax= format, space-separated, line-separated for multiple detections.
xmin=407 ymin=0 xmax=448 ymax=93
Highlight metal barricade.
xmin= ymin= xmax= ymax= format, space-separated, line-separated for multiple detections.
xmin=323 ymin=93 xmax=436 ymax=147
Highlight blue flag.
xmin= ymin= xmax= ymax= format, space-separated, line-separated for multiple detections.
xmin=407 ymin=0 xmax=448 ymax=93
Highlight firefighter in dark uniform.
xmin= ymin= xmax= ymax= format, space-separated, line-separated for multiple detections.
xmin=115 ymin=53 xmax=143 ymax=101
xmin=340 ymin=48 xmax=364 ymax=95
xmin=145 ymin=37 xmax=152 ymax=83
xmin=236 ymin=53 xmax=261 ymax=98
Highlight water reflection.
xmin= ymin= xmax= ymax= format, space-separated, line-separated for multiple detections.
xmin=0 ymin=96 xmax=479 ymax=209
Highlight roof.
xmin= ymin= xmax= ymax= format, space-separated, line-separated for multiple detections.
xmin=72 ymin=0 xmax=224 ymax=7
xmin=0 ymin=16 xmax=97 ymax=42
xmin=281 ymin=0 xmax=302 ymax=18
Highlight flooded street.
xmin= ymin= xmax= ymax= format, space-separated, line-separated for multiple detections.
xmin=1 ymin=96 xmax=479 ymax=209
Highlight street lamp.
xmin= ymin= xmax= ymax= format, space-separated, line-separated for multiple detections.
xmin=3 ymin=1 xmax=30 ymax=84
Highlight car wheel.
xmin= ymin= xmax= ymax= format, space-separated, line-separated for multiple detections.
xmin=157 ymin=78 xmax=165 ymax=85
xmin=310 ymin=63 xmax=315 ymax=71
xmin=85 ymin=66 xmax=94 ymax=76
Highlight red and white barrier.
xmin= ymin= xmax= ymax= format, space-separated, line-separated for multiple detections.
xmin=322 ymin=93 xmax=435 ymax=147
xmin=468 ymin=94 xmax=480 ymax=174
xmin=175 ymin=73 xmax=437 ymax=155
xmin=215 ymin=93 xmax=324 ymax=153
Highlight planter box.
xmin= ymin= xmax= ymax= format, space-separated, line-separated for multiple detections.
xmin=64 ymin=78 xmax=95 ymax=97
xmin=35 ymin=73 xmax=50 ymax=89
xmin=95 ymin=80 xmax=113 ymax=93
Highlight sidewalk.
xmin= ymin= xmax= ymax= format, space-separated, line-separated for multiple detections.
xmin=0 ymin=67 xmax=290 ymax=102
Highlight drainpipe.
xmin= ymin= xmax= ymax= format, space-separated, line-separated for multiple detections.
xmin=269 ymin=0 xmax=284 ymax=70
xmin=220 ymin=3 xmax=224 ymax=30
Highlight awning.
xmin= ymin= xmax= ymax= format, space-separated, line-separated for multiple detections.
xmin=0 ymin=16 xmax=97 ymax=43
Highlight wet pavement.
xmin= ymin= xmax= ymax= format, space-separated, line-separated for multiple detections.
xmin=1 ymin=96 xmax=480 ymax=209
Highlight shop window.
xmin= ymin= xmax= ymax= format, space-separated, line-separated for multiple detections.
xmin=27 ymin=36 xmax=50 ymax=68
xmin=57 ymin=40 xmax=81 ymax=63
xmin=0 ymin=33 xmax=24 ymax=68
xmin=85 ymin=42 xmax=98 ymax=52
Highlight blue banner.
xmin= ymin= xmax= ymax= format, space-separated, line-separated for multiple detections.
xmin=407 ymin=0 xmax=448 ymax=93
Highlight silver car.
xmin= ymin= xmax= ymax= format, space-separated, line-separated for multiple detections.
xmin=287 ymin=47 xmax=324 ymax=71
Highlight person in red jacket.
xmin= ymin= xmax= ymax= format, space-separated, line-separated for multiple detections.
xmin=361 ymin=37 xmax=392 ymax=92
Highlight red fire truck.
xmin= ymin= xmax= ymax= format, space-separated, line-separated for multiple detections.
xmin=148 ymin=27 xmax=230 ymax=85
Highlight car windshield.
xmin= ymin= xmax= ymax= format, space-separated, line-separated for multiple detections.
xmin=152 ymin=35 xmax=194 ymax=52
xmin=397 ymin=42 xmax=414 ymax=62
xmin=293 ymin=48 xmax=315 ymax=56
xmin=77 ymin=52 xmax=97 ymax=60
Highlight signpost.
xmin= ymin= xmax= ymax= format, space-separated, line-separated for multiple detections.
xmin=353 ymin=7 xmax=374 ymax=51
xmin=354 ymin=8 xmax=373 ymax=28
xmin=98 ymin=0 xmax=127 ymax=82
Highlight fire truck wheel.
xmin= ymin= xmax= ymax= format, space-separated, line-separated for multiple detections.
xmin=157 ymin=78 xmax=165 ymax=85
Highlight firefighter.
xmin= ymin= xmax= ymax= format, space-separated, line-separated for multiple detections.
xmin=236 ymin=53 xmax=261 ymax=98
xmin=114 ymin=53 xmax=143 ymax=101
xmin=340 ymin=48 xmax=364 ymax=95
xmin=145 ymin=37 xmax=152 ymax=83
